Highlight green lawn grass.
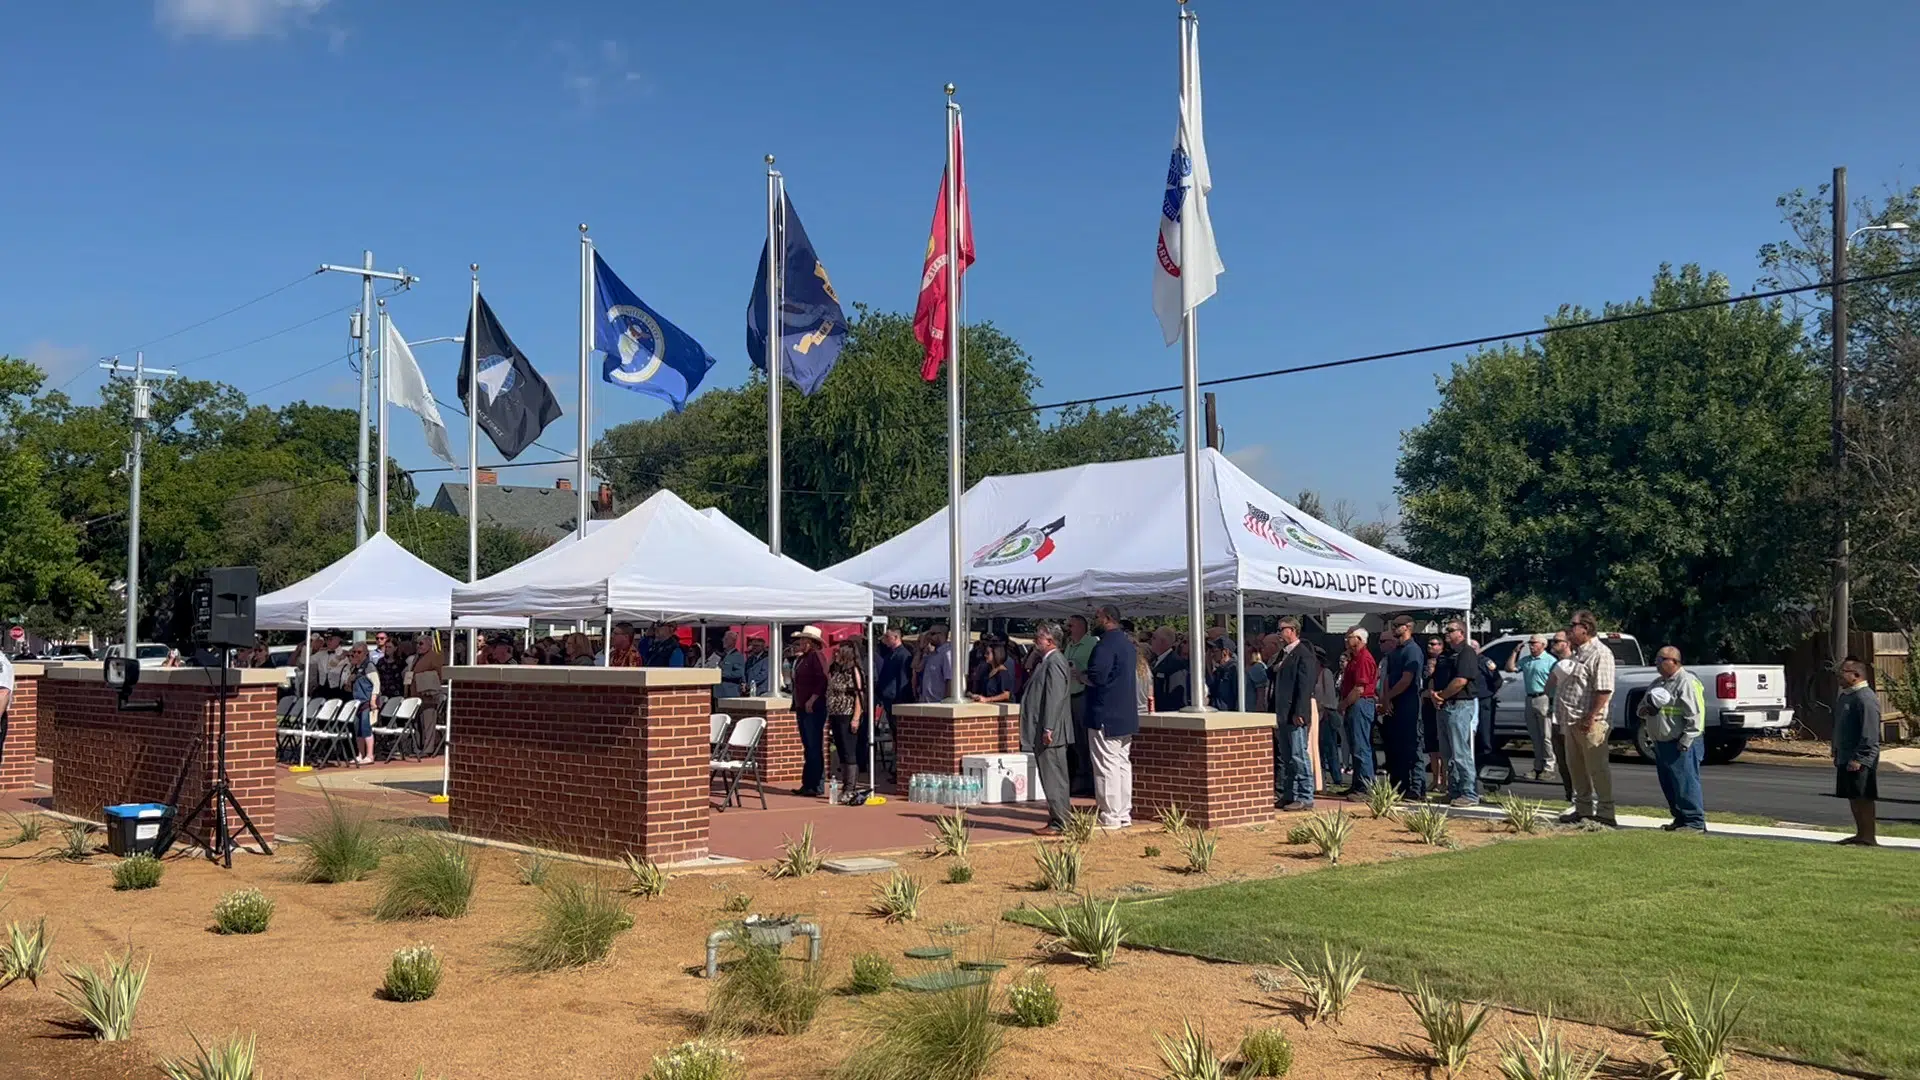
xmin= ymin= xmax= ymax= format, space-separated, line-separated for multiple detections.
xmin=1609 ymin=804 xmax=1920 ymax=839
xmin=1012 ymin=832 xmax=1920 ymax=1077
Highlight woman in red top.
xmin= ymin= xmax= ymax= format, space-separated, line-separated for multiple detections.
xmin=789 ymin=626 xmax=833 ymax=798
xmin=1337 ymin=629 xmax=1380 ymax=797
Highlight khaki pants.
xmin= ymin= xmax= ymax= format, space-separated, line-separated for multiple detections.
xmin=1088 ymin=730 xmax=1133 ymax=828
xmin=1563 ymin=721 xmax=1615 ymax=821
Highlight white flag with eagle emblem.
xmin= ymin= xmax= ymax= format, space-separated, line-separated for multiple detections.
xmin=1153 ymin=11 xmax=1223 ymax=346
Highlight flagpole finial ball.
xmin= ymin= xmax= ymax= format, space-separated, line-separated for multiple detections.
xmin=764 ymin=154 xmax=776 ymax=165
xmin=578 ymin=222 xmax=588 ymax=233
xmin=944 ymin=83 xmax=956 ymax=96
xmin=469 ymin=263 xmax=479 ymax=272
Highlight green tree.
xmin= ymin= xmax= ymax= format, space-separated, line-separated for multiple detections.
xmin=0 ymin=357 xmax=106 ymax=634
xmin=1397 ymin=265 xmax=1826 ymax=658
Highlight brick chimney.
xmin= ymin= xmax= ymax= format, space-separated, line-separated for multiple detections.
xmin=596 ymin=482 xmax=614 ymax=512
xmin=555 ymin=478 xmax=572 ymax=491
xmin=476 ymin=468 xmax=498 ymax=485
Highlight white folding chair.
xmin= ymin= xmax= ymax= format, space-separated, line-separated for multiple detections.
xmin=373 ymin=698 xmax=423 ymax=761
xmin=709 ymin=715 xmax=766 ymax=811
xmin=709 ymin=713 xmax=734 ymax=757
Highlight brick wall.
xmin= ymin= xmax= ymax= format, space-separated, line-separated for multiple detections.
xmin=716 ymin=697 xmax=808 ymax=789
xmin=447 ymin=667 xmax=718 ymax=864
xmin=890 ymin=703 xmax=1020 ymax=786
xmin=46 ymin=666 xmax=280 ymax=844
xmin=1132 ymin=713 xmax=1276 ymax=830
xmin=1 ymin=664 xmax=42 ymax=792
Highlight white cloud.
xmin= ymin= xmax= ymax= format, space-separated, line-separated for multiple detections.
xmin=155 ymin=0 xmax=331 ymax=40
xmin=17 ymin=339 xmax=94 ymax=386
xmin=553 ymin=38 xmax=649 ymax=110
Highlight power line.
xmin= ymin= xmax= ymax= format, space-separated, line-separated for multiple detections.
xmin=246 ymin=351 xmax=352 ymax=396
xmin=57 ymin=270 xmax=325 ymax=393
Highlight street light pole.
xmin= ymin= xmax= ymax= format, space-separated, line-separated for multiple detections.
xmin=101 ymin=353 xmax=177 ymax=652
xmin=1830 ymin=166 xmax=1847 ymax=678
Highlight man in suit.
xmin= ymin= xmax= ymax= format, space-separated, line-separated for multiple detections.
xmin=1020 ymin=620 xmax=1076 ymax=834
xmin=1268 ymin=616 xmax=1320 ymax=811
xmin=1083 ymin=604 xmax=1140 ymax=829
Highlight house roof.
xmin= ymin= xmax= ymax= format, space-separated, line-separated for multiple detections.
xmin=432 ymin=483 xmax=597 ymax=541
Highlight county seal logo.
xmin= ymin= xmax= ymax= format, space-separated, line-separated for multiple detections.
xmin=971 ymin=517 xmax=1067 ymax=568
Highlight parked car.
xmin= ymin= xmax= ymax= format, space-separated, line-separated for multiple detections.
xmin=1479 ymin=632 xmax=1790 ymax=764
xmin=104 ymin=642 xmax=175 ymax=669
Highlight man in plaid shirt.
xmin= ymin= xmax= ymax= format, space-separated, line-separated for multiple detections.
xmin=1556 ymin=610 xmax=1617 ymax=826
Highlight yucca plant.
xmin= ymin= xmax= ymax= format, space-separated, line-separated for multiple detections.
xmin=56 ymin=948 xmax=149 ymax=1041
xmin=113 ymin=853 xmax=165 ymax=891
xmin=1404 ymin=805 xmax=1452 ymax=846
xmin=159 ymin=1031 xmax=257 ymax=1080
xmin=0 ymin=917 xmax=52 ymax=987
xmin=1405 ymin=974 xmax=1492 ymax=1075
xmin=847 ymin=952 xmax=894 ymax=995
xmin=769 ymin=823 xmax=823 ymax=878
xmin=1034 ymin=893 xmax=1125 ymax=970
xmin=372 ymin=836 xmax=477 ymax=921
xmin=211 ymin=889 xmax=274 ymax=935
xmin=1640 ymin=978 xmax=1743 ymax=1080
xmin=7 ymin=812 xmax=45 ymax=847
xmin=721 ymin=893 xmax=753 ymax=913
xmin=508 ymin=876 xmax=634 ymax=972
xmin=382 ymin=944 xmax=443 ymax=1002
xmin=1033 ymin=841 xmax=1081 ymax=892
xmin=1006 ymin=970 xmax=1061 ymax=1028
xmin=1365 ymin=778 xmax=1405 ymax=820
xmin=1498 ymin=1014 xmax=1609 ymax=1080
xmin=929 ymin=809 xmax=970 ymax=860
xmin=1177 ymin=827 xmax=1217 ymax=874
xmin=1306 ymin=810 xmax=1355 ymax=865
xmin=1157 ymin=803 xmax=1191 ymax=835
xmin=297 ymin=794 xmax=386 ymax=883
xmin=945 ymin=861 xmax=973 ymax=885
xmin=1238 ymin=1027 xmax=1294 ymax=1077
xmin=1279 ymin=944 xmax=1364 ymax=1025
xmin=1496 ymin=794 xmax=1545 ymax=834
xmin=622 ymin=852 xmax=667 ymax=898
xmin=1156 ymin=1018 xmax=1227 ymax=1080
xmin=705 ymin=932 xmax=826 ymax=1036
xmin=868 ymin=871 xmax=925 ymax=923
xmin=514 ymin=851 xmax=551 ymax=887
xmin=56 ymin=820 xmax=95 ymax=862
xmin=1064 ymin=808 xmax=1099 ymax=844
xmin=644 ymin=1038 xmax=746 ymax=1080
xmin=1284 ymin=822 xmax=1315 ymax=846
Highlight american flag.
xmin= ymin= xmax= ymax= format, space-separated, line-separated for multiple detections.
xmin=1243 ymin=503 xmax=1284 ymax=549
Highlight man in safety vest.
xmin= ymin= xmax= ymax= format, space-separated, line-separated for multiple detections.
xmin=1639 ymin=645 xmax=1708 ymax=832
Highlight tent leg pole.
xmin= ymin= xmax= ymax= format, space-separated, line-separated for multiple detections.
xmin=603 ymin=610 xmax=613 ymax=667
xmin=1235 ymin=590 xmax=1245 ymax=711
xmin=865 ymin=621 xmax=876 ymax=798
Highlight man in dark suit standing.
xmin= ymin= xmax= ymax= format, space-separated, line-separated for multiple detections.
xmin=1268 ymin=616 xmax=1319 ymax=811
xmin=1020 ymin=621 xmax=1076 ymax=833
xmin=1084 ymin=604 xmax=1140 ymax=829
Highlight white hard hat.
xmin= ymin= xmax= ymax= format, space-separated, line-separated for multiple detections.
xmin=1647 ymin=687 xmax=1673 ymax=708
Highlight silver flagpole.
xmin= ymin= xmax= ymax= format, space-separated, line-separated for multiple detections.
xmin=1177 ymin=6 xmax=1207 ymax=712
xmin=466 ymin=264 xmax=481 ymax=665
xmin=944 ymin=85 xmax=967 ymax=705
xmin=356 ymin=250 xmax=374 ymax=549
xmin=765 ymin=155 xmax=786 ymax=696
xmin=376 ymin=299 xmax=390 ymax=535
xmin=578 ymin=225 xmax=593 ymax=541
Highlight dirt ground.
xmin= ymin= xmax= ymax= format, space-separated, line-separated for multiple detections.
xmin=0 ymin=811 xmax=1851 ymax=1080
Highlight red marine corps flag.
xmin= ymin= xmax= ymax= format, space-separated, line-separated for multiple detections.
xmin=913 ymin=109 xmax=974 ymax=381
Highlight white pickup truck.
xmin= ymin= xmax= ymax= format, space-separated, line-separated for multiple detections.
xmin=1480 ymin=632 xmax=1791 ymax=764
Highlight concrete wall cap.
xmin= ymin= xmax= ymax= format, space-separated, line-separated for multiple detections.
xmin=448 ymin=665 xmax=719 ymax=688
xmin=10 ymin=662 xmax=45 ymax=677
xmin=890 ymin=702 xmax=1021 ymax=720
xmin=717 ymin=696 xmax=794 ymax=711
xmin=43 ymin=662 xmax=286 ymax=687
xmin=1138 ymin=709 xmax=1278 ymax=732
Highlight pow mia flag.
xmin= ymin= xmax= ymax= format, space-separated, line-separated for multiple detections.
xmin=457 ymin=293 xmax=562 ymax=461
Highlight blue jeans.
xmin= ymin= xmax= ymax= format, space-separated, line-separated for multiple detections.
xmin=1279 ymin=721 xmax=1314 ymax=806
xmin=1345 ymin=701 xmax=1377 ymax=792
xmin=1442 ymin=699 xmax=1479 ymax=802
xmin=1383 ymin=701 xmax=1425 ymax=798
xmin=1654 ymin=739 xmax=1706 ymax=830
xmin=1319 ymin=706 xmax=1346 ymax=787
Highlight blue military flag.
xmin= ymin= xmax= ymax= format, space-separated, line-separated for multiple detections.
xmin=747 ymin=192 xmax=847 ymax=396
xmin=593 ymin=252 xmax=717 ymax=413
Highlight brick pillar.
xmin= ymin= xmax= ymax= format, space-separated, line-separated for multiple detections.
xmin=1 ymin=663 xmax=43 ymax=792
xmin=1132 ymin=710 xmax=1277 ymax=830
xmin=888 ymin=702 xmax=1020 ymax=785
xmin=717 ymin=696 xmax=807 ymax=788
xmin=46 ymin=665 xmax=281 ymax=844
xmin=448 ymin=666 xmax=718 ymax=864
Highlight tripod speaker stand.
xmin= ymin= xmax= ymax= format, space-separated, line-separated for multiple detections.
xmin=173 ymin=648 xmax=273 ymax=866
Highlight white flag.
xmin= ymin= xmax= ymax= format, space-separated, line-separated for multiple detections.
xmin=1153 ymin=13 xmax=1223 ymax=346
xmin=381 ymin=317 xmax=455 ymax=465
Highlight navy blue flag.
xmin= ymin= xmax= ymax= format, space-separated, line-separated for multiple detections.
xmin=457 ymin=292 xmax=562 ymax=461
xmin=747 ymin=193 xmax=847 ymax=396
xmin=594 ymin=252 xmax=716 ymax=413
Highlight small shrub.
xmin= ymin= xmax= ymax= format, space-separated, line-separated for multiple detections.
xmin=1306 ymin=810 xmax=1354 ymax=865
xmin=1238 ymin=1027 xmax=1294 ymax=1077
xmin=372 ymin=837 xmax=477 ymax=921
xmin=1498 ymin=1014 xmax=1609 ymax=1080
xmin=833 ymin=974 xmax=1001 ymax=1080
xmin=848 ymin=953 xmax=894 ymax=995
xmin=1157 ymin=803 xmax=1190 ymax=835
xmin=297 ymin=795 xmax=386 ymax=883
xmin=869 ymin=871 xmax=925 ymax=923
xmin=721 ymin=893 xmax=753 ymax=914
xmin=1006 ymin=971 xmax=1061 ymax=1028
xmin=1142 ymin=844 xmax=1161 ymax=859
xmin=55 ymin=948 xmax=149 ymax=1041
xmin=7 ymin=813 xmax=45 ymax=847
xmin=1034 ymin=893 xmax=1125 ymax=970
xmin=1496 ymin=794 xmax=1545 ymax=835
xmin=159 ymin=1031 xmax=257 ymax=1080
xmin=1640 ymin=979 xmax=1742 ymax=1080
xmin=1177 ymin=827 xmax=1217 ymax=874
xmin=1278 ymin=944 xmax=1364 ymax=1025
xmin=705 ymin=933 xmax=826 ymax=1036
xmin=56 ymin=820 xmax=95 ymax=862
xmin=508 ymin=877 xmax=634 ymax=972
xmin=932 ymin=921 xmax=971 ymax=938
xmin=1366 ymin=779 xmax=1405 ymax=820
xmin=211 ymin=889 xmax=274 ymax=935
xmin=1033 ymin=842 xmax=1081 ymax=892
xmin=945 ymin=861 xmax=974 ymax=885
xmin=112 ymin=853 xmax=164 ymax=891
xmin=1284 ymin=823 xmax=1315 ymax=846
xmin=1405 ymin=974 xmax=1492 ymax=1075
xmin=0 ymin=917 xmax=52 ymax=987
xmin=382 ymin=945 xmax=443 ymax=1002
xmin=644 ymin=1038 xmax=745 ymax=1080
xmin=769 ymin=823 xmax=824 ymax=879
xmin=1404 ymin=805 xmax=1452 ymax=846
xmin=622 ymin=852 xmax=667 ymax=898
xmin=514 ymin=852 xmax=550 ymax=887
xmin=1063 ymin=808 xmax=1098 ymax=844
xmin=1156 ymin=1018 xmax=1227 ymax=1080
xmin=930 ymin=809 xmax=970 ymax=860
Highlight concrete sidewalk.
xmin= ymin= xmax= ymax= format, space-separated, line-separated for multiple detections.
xmin=1451 ymin=803 xmax=1920 ymax=849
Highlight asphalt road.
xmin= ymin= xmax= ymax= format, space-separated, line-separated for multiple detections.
xmin=1493 ymin=754 xmax=1920 ymax=829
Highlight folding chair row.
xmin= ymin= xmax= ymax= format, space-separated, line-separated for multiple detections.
xmin=278 ymin=698 xmax=340 ymax=761
xmin=370 ymin=697 xmax=424 ymax=762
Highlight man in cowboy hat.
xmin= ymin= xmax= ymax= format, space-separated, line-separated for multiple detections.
xmin=789 ymin=625 xmax=832 ymax=798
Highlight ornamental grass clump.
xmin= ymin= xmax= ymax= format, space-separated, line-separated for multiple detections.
xmin=56 ymin=820 xmax=95 ymax=862
xmin=944 ymin=860 xmax=974 ymax=884
xmin=211 ymin=889 xmax=274 ymax=935
xmin=847 ymin=953 xmax=894 ymax=995
xmin=1404 ymin=805 xmax=1452 ymax=846
xmin=869 ymin=871 xmax=925 ymax=923
xmin=0 ymin=917 xmax=52 ymax=987
xmin=113 ymin=853 xmax=164 ymax=891
xmin=1496 ymin=793 xmax=1546 ymax=834
xmin=1034 ymin=893 xmax=1125 ymax=970
xmin=159 ymin=1031 xmax=257 ymax=1080
xmin=297 ymin=795 xmax=386 ymax=883
xmin=622 ymin=852 xmax=667 ymax=898
xmin=721 ymin=893 xmax=753 ymax=913
xmin=1177 ymin=827 xmax=1217 ymax=874
xmin=1032 ymin=842 xmax=1081 ymax=893
xmin=1498 ymin=1014 xmax=1609 ymax=1080
xmin=769 ymin=824 xmax=824 ymax=879
xmin=1278 ymin=944 xmax=1364 ymax=1026
xmin=372 ymin=836 xmax=476 ymax=921
xmin=1157 ymin=803 xmax=1190 ymax=835
xmin=833 ymin=975 xmax=1001 ymax=1080
xmin=929 ymin=810 xmax=970 ymax=860
xmin=1238 ymin=1028 xmax=1294 ymax=1077
xmin=1306 ymin=810 xmax=1354 ymax=865
xmin=6 ymin=812 xmax=45 ymax=847
xmin=1639 ymin=978 xmax=1743 ymax=1080
xmin=508 ymin=877 xmax=633 ymax=972
xmin=56 ymin=948 xmax=148 ymax=1041
xmin=1063 ymin=808 xmax=1098 ymax=844
xmin=1156 ymin=1018 xmax=1227 ymax=1080
xmin=1005 ymin=971 xmax=1061 ymax=1028
xmin=1284 ymin=822 xmax=1315 ymax=846
xmin=1366 ymin=779 xmax=1404 ymax=820
xmin=1405 ymin=974 xmax=1492 ymax=1076
xmin=643 ymin=1038 xmax=745 ymax=1080
xmin=705 ymin=933 xmax=826 ymax=1036
xmin=514 ymin=852 xmax=550 ymax=887
xmin=382 ymin=945 xmax=443 ymax=1002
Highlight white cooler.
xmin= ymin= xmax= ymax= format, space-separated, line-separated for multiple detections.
xmin=961 ymin=752 xmax=1041 ymax=804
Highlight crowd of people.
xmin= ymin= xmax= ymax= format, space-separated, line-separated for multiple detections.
xmin=277 ymin=630 xmax=446 ymax=765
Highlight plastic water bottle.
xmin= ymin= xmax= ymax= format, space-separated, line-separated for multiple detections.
xmin=827 ymin=777 xmax=842 ymax=805
xmin=909 ymin=774 xmax=925 ymax=803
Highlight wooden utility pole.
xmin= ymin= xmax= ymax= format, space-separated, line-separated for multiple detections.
xmin=1831 ymin=166 xmax=1849 ymax=675
xmin=1203 ymin=391 xmax=1221 ymax=450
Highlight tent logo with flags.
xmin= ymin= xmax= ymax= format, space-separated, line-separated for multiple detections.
xmin=1243 ymin=503 xmax=1356 ymax=562
xmin=971 ymin=517 xmax=1066 ymax=568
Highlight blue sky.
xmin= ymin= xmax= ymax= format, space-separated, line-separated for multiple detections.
xmin=4 ymin=0 xmax=1917 ymax=525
